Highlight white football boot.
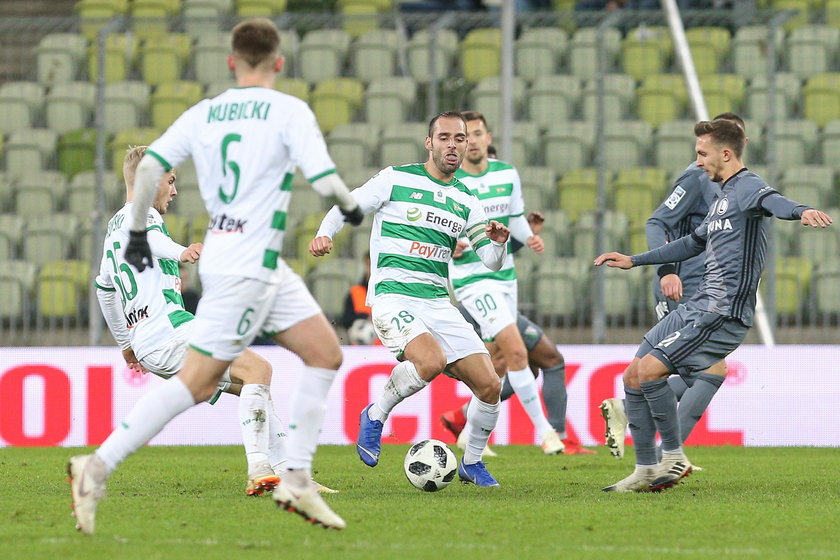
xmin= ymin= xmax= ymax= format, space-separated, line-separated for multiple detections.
xmin=600 ymin=398 xmax=627 ymax=459
xmin=67 ymin=454 xmax=108 ymax=535
xmin=273 ymin=470 xmax=346 ymax=530
xmin=540 ymin=429 xmax=565 ymax=455
xmin=649 ymin=450 xmax=693 ymax=492
xmin=602 ymin=465 xmax=656 ymax=493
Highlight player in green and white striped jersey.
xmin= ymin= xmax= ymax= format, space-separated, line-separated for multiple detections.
xmin=311 ymin=112 xmax=510 ymax=487
xmin=447 ymin=111 xmax=565 ymax=455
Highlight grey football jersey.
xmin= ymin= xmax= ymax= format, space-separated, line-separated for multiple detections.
xmin=647 ymin=163 xmax=721 ymax=303
xmin=690 ymin=170 xmax=795 ymax=326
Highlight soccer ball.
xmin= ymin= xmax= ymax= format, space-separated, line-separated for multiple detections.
xmin=403 ymin=439 xmax=458 ymax=492
xmin=348 ymin=318 xmax=377 ymax=345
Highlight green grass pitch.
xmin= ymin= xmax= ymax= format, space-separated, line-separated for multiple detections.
xmin=2 ymin=445 xmax=839 ymax=560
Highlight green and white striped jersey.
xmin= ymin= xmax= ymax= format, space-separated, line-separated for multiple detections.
xmin=94 ymin=203 xmax=193 ymax=360
xmin=449 ymin=159 xmax=526 ymax=294
xmin=316 ymin=163 xmax=507 ymax=306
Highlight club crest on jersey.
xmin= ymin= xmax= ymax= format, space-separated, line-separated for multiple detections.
xmin=716 ymin=197 xmax=729 ymax=215
xmin=434 ymin=190 xmax=446 ymax=203
xmin=664 ymin=186 xmax=686 ymax=210
xmin=406 ymin=207 xmax=422 ymax=221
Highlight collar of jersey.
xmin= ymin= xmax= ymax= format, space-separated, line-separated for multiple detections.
xmin=422 ymin=165 xmax=459 ymax=187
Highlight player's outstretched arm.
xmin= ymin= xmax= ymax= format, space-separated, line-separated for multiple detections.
xmin=309 ymin=236 xmax=334 ymax=257
xmin=800 ymin=208 xmax=833 ymax=228
xmin=594 ymin=252 xmax=633 ymax=269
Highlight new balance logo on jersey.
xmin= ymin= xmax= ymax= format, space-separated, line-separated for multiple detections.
xmin=409 ymin=192 xmax=424 ymax=200
xmin=125 ymin=306 xmax=150 ymax=328
xmin=208 ymin=213 xmax=247 ymax=233
xmin=408 ymin=241 xmax=451 ymax=260
xmin=709 ymin=218 xmax=733 ymax=232
xmin=426 ymin=211 xmax=463 ymax=235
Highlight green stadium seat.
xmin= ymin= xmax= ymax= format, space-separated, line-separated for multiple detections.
xmin=24 ymin=214 xmax=79 ymax=266
xmin=311 ymin=78 xmax=364 ymax=133
xmin=110 ymin=128 xmax=162 ymax=175
xmin=813 ymin=261 xmax=840 ymax=314
xmin=341 ymin=4 xmax=380 ymax=39
xmin=103 ymin=81 xmax=151 ymax=133
xmin=380 ymin=122 xmax=427 ymax=167
xmin=471 ymin=76 xmax=527 ymax=132
xmin=700 ymin=74 xmax=746 ymax=115
xmin=544 ymin=123 xmax=594 ymax=177
xmin=140 ymin=33 xmax=192 ymax=86
xmin=0 ymin=82 xmax=45 ymax=133
xmin=515 ymin=28 xmax=567 ymax=81
xmin=406 ymin=28 xmax=458 ymax=84
xmin=46 ymin=82 xmax=96 ymax=134
xmin=353 ymin=29 xmax=398 ymax=82
xmin=557 ymin=166 xmax=599 ymax=222
xmin=622 ymin=41 xmax=666 ymax=82
xmin=87 ymin=33 xmax=140 ymax=83
xmin=773 ymin=0 xmax=811 ymax=31
xmin=5 ymin=129 xmax=58 ymax=178
xmin=769 ymin=256 xmax=813 ymax=315
xmin=236 ymin=0 xmax=288 ymax=16
xmin=614 ymin=165 xmax=669 ymax=200
xmin=527 ymin=75 xmax=580 ymax=129
xmin=76 ymin=0 xmax=130 ymax=41
xmin=194 ymin=32 xmax=232 ymax=86
xmin=37 ymin=259 xmax=91 ymax=319
xmin=364 ymin=76 xmax=416 ymax=126
xmin=37 ymin=33 xmax=88 ymax=86
xmin=298 ymin=29 xmax=352 ymax=84
xmin=58 ymin=128 xmax=97 ymax=178
xmin=150 ymin=80 xmax=203 ymax=129
xmin=274 ymin=77 xmax=310 ymax=102
xmin=568 ymin=26 xmax=621 ymax=80
xmin=328 ymin=122 xmax=380 ymax=171
xmin=686 ymin=26 xmax=731 ymax=75
xmin=803 ymin=73 xmax=840 ymax=127
xmin=460 ymin=28 xmax=502 ymax=84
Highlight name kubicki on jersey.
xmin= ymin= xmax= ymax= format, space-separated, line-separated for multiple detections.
xmin=207 ymin=100 xmax=272 ymax=123
xmin=208 ymin=213 xmax=248 ymax=233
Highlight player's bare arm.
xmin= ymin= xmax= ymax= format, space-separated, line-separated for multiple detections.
xmin=485 ymin=220 xmax=510 ymax=243
xmin=594 ymin=252 xmax=633 ymax=269
xmin=309 ymin=236 xmax=334 ymax=257
xmin=179 ymin=242 xmax=203 ymax=263
xmin=800 ymin=209 xmax=833 ymax=228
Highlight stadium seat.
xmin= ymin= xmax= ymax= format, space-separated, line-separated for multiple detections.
xmin=746 ymin=73 xmax=800 ymax=122
xmin=637 ymin=75 xmax=688 ymax=128
xmin=533 ymin=258 xmax=589 ymax=316
xmin=58 ymin=128 xmax=97 ymax=178
xmin=0 ymin=82 xmax=45 ymax=134
xmin=568 ymin=26 xmax=621 ymax=79
xmin=23 ymin=214 xmax=79 ymax=266
xmin=110 ymin=128 xmax=162 ymax=175
xmin=130 ymin=1 xmax=176 ymax=41
xmin=341 ymin=4 xmax=380 ymax=39
xmin=508 ymin=121 xmax=541 ymax=169
xmin=797 ymin=227 xmax=840 ymax=264
xmin=803 ymin=73 xmax=840 ymax=127
xmin=460 ymin=28 xmax=502 ymax=84
xmin=821 ymin=120 xmax=840 ymax=170
xmin=406 ymin=28 xmax=458 ymax=83
xmin=602 ymin=265 xmax=644 ymax=318
xmin=557 ymin=166 xmax=599 ymax=222
xmin=582 ymin=74 xmax=635 ymax=122
xmin=72 ymin=170 xmax=122 ymax=205
xmin=16 ymin=170 xmax=68 ymax=210
xmin=700 ymin=74 xmax=746 ymax=116
xmin=786 ymin=25 xmax=839 ymax=80
xmin=813 ymin=262 xmax=840 ymax=314
xmin=519 ymin=166 xmax=557 ymax=209
xmin=769 ymin=119 xmax=819 ymax=167
xmin=380 ymin=122 xmax=427 ymax=166
xmin=572 ymin=210 xmax=629 ymax=259
xmin=311 ymin=78 xmax=364 ymax=133
xmin=328 ymin=122 xmax=380 ymax=171
xmin=274 ymin=77 xmax=310 ymax=102
xmin=37 ymin=33 xmax=88 ymax=86
xmin=151 ymin=80 xmax=204 ymax=129
xmin=77 ymin=0 xmax=130 ymax=41
xmin=686 ymin=26 xmax=731 ymax=75
xmin=140 ymin=33 xmax=192 ymax=86
xmin=103 ymin=81 xmax=151 ymax=133
xmin=471 ymin=76 xmax=527 ymax=131
xmin=307 ymin=257 xmax=360 ymax=318
xmin=183 ymin=0 xmax=232 ymax=37
xmin=780 ymin=165 xmax=834 ymax=198
xmin=45 ymin=82 xmax=96 ymax=134
xmin=194 ymin=32 xmax=232 ymax=86
xmin=769 ymin=256 xmax=813 ymax=315
xmin=732 ymin=25 xmax=784 ymax=80
xmin=515 ymin=27 xmax=567 ymax=81
xmin=544 ymin=123 xmax=595 ymax=176
xmin=236 ymin=0 xmax=288 ymax=16
xmin=654 ymin=119 xmax=696 ymax=174
xmin=37 ymin=259 xmax=91 ymax=319
xmin=621 ymin=42 xmax=666 ymax=82
xmin=364 ymin=77 xmax=416 ymax=126
xmin=5 ymin=129 xmax=58 ymax=178
xmin=298 ymin=29 xmax=352 ymax=84
xmin=603 ymin=120 xmax=653 ymax=173
xmin=87 ymin=33 xmax=140 ymax=83
xmin=0 ymin=260 xmax=37 ymax=321
xmin=352 ymin=29 xmax=398 ymax=82
xmin=0 ymin=215 xmax=24 ymax=258
xmin=527 ymin=75 xmax=581 ymax=129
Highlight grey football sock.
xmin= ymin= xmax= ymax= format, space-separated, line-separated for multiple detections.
xmin=668 ymin=375 xmax=691 ymax=400
xmin=541 ymin=362 xmax=567 ymax=436
xmin=678 ymin=371 xmax=724 ymax=442
xmin=640 ymin=378 xmax=681 ymax=453
xmin=624 ymin=386 xmax=657 ymax=465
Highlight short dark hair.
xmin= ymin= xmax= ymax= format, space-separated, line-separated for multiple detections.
xmin=232 ymin=18 xmax=280 ymax=69
xmin=427 ymin=111 xmax=467 ymax=139
xmin=695 ymin=119 xmax=746 ymax=159
xmin=712 ymin=112 xmax=746 ymax=132
xmin=461 ymin=110 xmax=489 ymax=131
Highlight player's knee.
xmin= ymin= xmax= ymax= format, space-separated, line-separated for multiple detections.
xmin=622 ymin=361 xmax=639 ymax=387
xmin=637 ymin=355 xmax=669 ymax=383
xmin=506 ymin=344 xmax=529 ymax=370
xmin=320 ymin=345 xmax=343 ymax=370
xmin=475 ymin=374 xmax=501 ymax=403
xmin=414 ymin=353 xmax=446 ymax=379
xmin=542 ymin=348 xmax=564 ymax=370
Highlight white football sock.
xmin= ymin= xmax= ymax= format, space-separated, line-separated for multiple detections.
xmin=506 ymin=368 xmax=554 ymax=435
xmin=96 ymin=376 xmax=195 ymax=474
xmin=369 ymin=361 xmax=428 ymax=422
xmin=238 ymin=383 xmax=271 ymax=472
xmin=267 ymin=398 xmax=288 ymax=475
xmin=284 ymin=367 xmax=336 ymax=473
xmin=462 ymin=396 xmax=499 ymax=465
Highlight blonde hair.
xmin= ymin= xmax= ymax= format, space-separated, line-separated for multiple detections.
xmin=123 ymin=145 xmax=147 ymax=190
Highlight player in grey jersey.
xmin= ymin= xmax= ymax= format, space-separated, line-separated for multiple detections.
xmin=594 ymin=118 xmax=832 ymax=493
xmin=600 ymin=113 xmax=745 ymax=460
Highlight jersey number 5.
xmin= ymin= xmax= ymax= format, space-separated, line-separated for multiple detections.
xmin=218 ymin=133 xmax=242 ymax=204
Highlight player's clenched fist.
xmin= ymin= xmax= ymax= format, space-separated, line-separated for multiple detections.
xmin=485 ymin=220 xmax=510 ymax=244
xmin=309 ymin=236 xmax=333 ymax=257
xmin=180 ymin=243 xmax=203 ymax=263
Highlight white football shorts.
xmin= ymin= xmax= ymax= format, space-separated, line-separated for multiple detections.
xmin=371 ymin=295 xmax=489 ymax=364
xmin=455 ymin=281 xmax=518 ymax=341
xmin=189 ymin=264 xmax=321 ymax=361
xmin=139 ymin=322 xmax=232 ymax=384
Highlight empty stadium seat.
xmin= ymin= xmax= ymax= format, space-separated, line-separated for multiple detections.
xmin=471 ymin=76 xmax=527 ymax=131
xmin=732 ymin=25 xmax=784 ymax=80
xmin=236 ymin=0 xmax=288 ymax=16
xmin=746 ymin=73 xmax=800 ymax=122
xmin=194 ymin=32 xmax=232 ymax=86
xmin=58 ymin=128 xmax=97 ymax=178
xmin=0 ymin=82 xmax=45 ymax=134
xmin=803 ymin=73 xmax=840 ymax=127
xmin=274 ymin=77 xmax=310 ymax=102
xmin=380 ymin=122 xmax=427 ymax=166
xmin=311 ymin=77 xmax=364 ymax=132
xmin=5 ymin=129 xmax=58 ymax=178
xmin=328 ymin=122 xmax=380 ymax=171
xmin=151 ymin=80 xmax=203 ymax=129
xmin=298 ymin=29 xmax=352 ymax=84
xmin=104 ymin=81 xmax=151 ymax=133
xmin=352 ymin=29 xmax=398 ymax=82
xmin=787 ymin=25 xmax=839 ymax=80
xmin=364 ymin=76 xmax=416 ymax=126
xmin=582 ymin=74 xmax=635 ymax=122
xmin=568 ymin=26 xmax=621 ymax=80
xmin=37 ymin=33 xmax=88 ymax=86
xmin=654 ymin=119 xmax=696 ymax=174
xmin=603 ymin=120 xmax=653 ymax=173
xmin=515 ymin=28 xmax=567 ymax=81
xmin=460 ymin=28 xmax=501 ymax=84
xmin=813 ymin=262 xmax=840 ymax=314
xmin=111 ymin=128 xmax=162 ymax=175
xmin=46 ymin=82 xmax=96 ymax=134
xmin=406 ymin=28 xmax=458 ymax=84
xmin=87 ymin=33 xmax=140 ymax=83
xmin=544 ymin=123 xmax=595 ymax=176
xmin=527 ymin=75 xmax=580 ymax=129
xmin=37 ymin=259 xmax=91 ymax=319
xmin=140 ymin=33 xmax=192 ymax=86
